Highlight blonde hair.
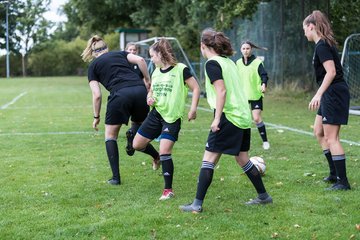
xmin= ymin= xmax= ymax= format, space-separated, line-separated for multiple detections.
xmin=81 ymin=35 xmax=108 ymax=62
xmin=149 ymin=38 xmax=177 ymax=66
xmin=303 ymin=10 xmax=337 ymax=47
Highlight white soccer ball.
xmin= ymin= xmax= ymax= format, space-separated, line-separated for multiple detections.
xmin=250 ymin=156 xmax=266 ymax=176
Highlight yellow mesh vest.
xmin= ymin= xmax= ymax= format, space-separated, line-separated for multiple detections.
xmin=151 ymin=63 xmax=188 ymax=123
xmin=236 ymin=58 xmax=263 ymax=100
xmin=205 ymin=56 xmax=251 ymax=129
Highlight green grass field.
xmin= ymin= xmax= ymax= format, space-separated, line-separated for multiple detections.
xmin=0 ymin=77 xmax=359 ymax=240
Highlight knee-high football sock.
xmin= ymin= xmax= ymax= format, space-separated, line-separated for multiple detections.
xmin=105 ymin=139 xmax=120 ymax=181
xmin=140 ymin=143 xmax=159 ymax=160
xmin=243 ymin=160 xmax=267 ymax=198
xmin=130 ymin=122 xmax=141 ymax=133
xmin=323 ymin=149 xmax=336 ymax=177
xmin=195 ymin=161 xmax=215 ymax=204
xmin=256 ymin=121 xmax=268 ymax=142
xmin=126 ymin=123 xmax=142 ymax=156
xmin=160 ymin=154 xmax=174 ymax=189
xmin=332 ymin=154 xmax=348 ymax=182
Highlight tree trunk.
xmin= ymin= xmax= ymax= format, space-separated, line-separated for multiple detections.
xmin=22 ymin=54 xmax=26 ymax=77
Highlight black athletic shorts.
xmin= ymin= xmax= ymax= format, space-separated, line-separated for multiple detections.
xmin=205 ymin=112 xmax=251 ymax=155
xmin=105 ymin=85 xmax=149 ymax=125
xmin=137 ymin=108 xmax=181 ymax=142
xmin=317 ymin=81 xmax=350 ymax=125
xmin=249 ymin=96 xmax=263 ymax=110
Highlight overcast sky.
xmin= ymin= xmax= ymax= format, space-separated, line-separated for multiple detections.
xmin=43 ymin=0 xmax=68 ymax=23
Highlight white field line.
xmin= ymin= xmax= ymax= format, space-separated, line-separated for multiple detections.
xmin=195 ymin=105 xmax=360 ymax=146
xmin=8 ymin=105 xmax=92 ymax=109
xmin=1 ymin=128 xmax=278 ymax=136
xmin=0 ymin=92 xmax=28 ymax=110
xmin=1 ymin=105 xmax=359 ymax=147
xmin=0 ymin=131 xmax=100 ymax=136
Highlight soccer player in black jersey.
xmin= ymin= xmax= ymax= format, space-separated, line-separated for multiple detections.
xmin=122 ymin=42 xmax=161 ymax=170
xmin=303 ymin=10 xmax=351 ymax=190
xmin=81 ymin=35 xmax=159 ymax=185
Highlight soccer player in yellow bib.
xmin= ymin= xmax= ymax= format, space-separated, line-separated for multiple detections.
xmin=180 ymin=29 xmax=272 ymax=213
xmin=132 ymin=38 xmax=200 ymax=200
xmin=236 ymin=41 xmax=270 ymax=150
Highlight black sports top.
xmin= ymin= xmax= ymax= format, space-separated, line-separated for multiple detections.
xmin=313 ymin=39 xmax=344 ymax=86
xmin=153 ymin=65 xmax=193 ymax=83
xmin=205 ymin=59 xmax=224 ymax=84
xmin=88 ymin=51 xmax=144 ymax=92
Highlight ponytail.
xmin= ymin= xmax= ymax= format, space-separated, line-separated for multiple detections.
xmin=81 ymin=35 xmax=108 ymax=62
xmin=201 ymin=28 xmax=235 ymax=56
xmin=150 ymin=38 xmax=177 ymax=66
xmin=303 ymin=10 xmax=337 ymax=47
xmin=240 ymin=40 xmax=268 ymax=51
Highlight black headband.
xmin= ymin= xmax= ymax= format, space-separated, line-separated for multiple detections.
xmin=94 ymin=46 xmax=107 ymax=53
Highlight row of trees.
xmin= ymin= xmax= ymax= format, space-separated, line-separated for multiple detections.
xmin=0 ymin=0 xmax=54 ymax=76
xmin=0 ymin=0 xmax=272 ymax=77
xmin=1 ymin=0 xmax=360 ymax=78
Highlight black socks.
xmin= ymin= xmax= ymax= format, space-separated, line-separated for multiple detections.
xmin=256 ymin=121 xmax=268 ymax=142
xmin=105 ymin=139 xmax=120 ymax=182
xmin=242 ymin=160 xmax=266 ymax=194
xmin=332 ymin=154 xmax=348 ymax=182
xmin=195 ymin=161 xmax=215 ymax=201
xmin=141 ymin=143 xmax=159 ymax=160
xmin=323 ymin=149 xmax=336 ymax=177
xmin=160 ymin=154 xmax=174 ymax=189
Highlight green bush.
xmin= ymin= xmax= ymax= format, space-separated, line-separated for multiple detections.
xmin=28 ymin=38 xmax=87 ymax=76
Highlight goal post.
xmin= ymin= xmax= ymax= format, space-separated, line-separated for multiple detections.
xmin=134 ymin=37 xmax=199 ymax=82
xmin=341 ymin=33 xmax=360 ymax=115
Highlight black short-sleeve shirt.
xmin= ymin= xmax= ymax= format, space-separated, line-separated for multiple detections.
xmin=152 ymin=65 xmax=193 ymax=83
xmin=88 ymin=51 xmax=144 ymax=92
xmin=130 ymin=64 xmax=144 ymax=79
xmin=205 ymin=59 xmax=223 ymax=84
xmin=313 ymin=39 xmax=344 ymax=86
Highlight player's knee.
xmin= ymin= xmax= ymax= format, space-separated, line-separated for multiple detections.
xmin=253 ymin=115 xmax=262 ymax=124
xmin=132 ymin=140 xmax=143 ymax=150
xmin=313 ymin=128 xmax=324 ymax=139
xmin=325 ymin=137 xmax=338 ymax=147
